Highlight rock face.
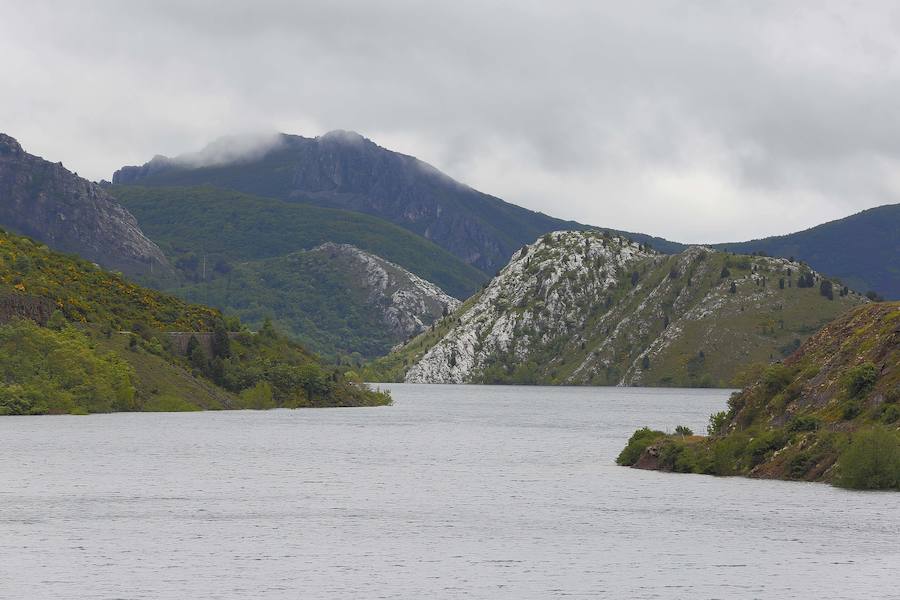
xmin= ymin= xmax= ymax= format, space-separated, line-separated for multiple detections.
xmin=309 ymin=242 xmax=460 ymax=341
xmin=377 ymin=230 xmax=866 ymax=386
xmin=0 ymin=134 xmax=171 ymax=278
xmin=112 ymin=131 xmax=683 ymax=275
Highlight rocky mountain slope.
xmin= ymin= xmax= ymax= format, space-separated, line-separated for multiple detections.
xmin=111 ymin=131 xmax=684 ymax=275
xmin=713 ymin=203 xmax=900 ymax=300
xmin=367 ymin=230 xmax=866 ymax=386
xmin=0 ymin=134 xmax=171 ymax=278
xmin=618 ymin=302 xmax=899 ymax=489
xmin=173 ymin=242 xmax=459 ymax=359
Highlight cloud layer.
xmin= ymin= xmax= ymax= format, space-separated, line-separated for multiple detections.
xmin=2 ymin=0 xmax=899 ymax=242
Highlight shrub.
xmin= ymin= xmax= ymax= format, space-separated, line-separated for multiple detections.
xmin=616 ymin=427 xmax=666 ymax=466
xmin=674 ymin=425 xmax=693 ymax=437
xmin=707 ymin=411 xmax=729 ymax=436
xmin=876 ymin=403 xmax=900 ymax=424
xmin=763 ymin=364 xmax=794 ymax=396
xmin=845 ymin=362 xmax=878 ymax=399
xmin=787 ymin=415 xmax=820 ymax=433
xmin=836 ymin=427 xmax=900 ymax=490
xmin=842 ymin=401 xmax=862 ymax=421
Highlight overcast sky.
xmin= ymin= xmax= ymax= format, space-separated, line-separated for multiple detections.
xmin=2 ymin=1 xmax=899 ymax=243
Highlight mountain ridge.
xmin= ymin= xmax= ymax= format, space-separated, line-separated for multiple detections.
xmin=712 ymin=203 xmax=900 ymax=299
xmin=111 ymin=130 xmax=686 ymax=274
xmin=0 ymin=134 xmax=172 ymax=278
xmin=367 ymin=230 xmax=867 ymax=386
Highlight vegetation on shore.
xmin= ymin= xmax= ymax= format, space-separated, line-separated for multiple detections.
xmin=618 ymin=302 xmax=900 ymax=490
xmin=0 ymin=228 xmax=390 ymax=415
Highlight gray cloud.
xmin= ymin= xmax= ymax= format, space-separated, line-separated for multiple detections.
xmin=1 ymin=0 xmax=899 ymax=242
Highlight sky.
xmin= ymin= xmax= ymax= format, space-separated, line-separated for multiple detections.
xmin=2 ymin=0 xmax=899 ymax=243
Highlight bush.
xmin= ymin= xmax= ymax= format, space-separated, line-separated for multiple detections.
xmin=763 ymin=364 xmax=794 ymax=396
xmin=0 ymin=319 xmax=136 ymax=414
xmin=845 ymin=362 xmax=878 ymax=399
xmin=674 ymin=425 xmax=693 ymax=437
xmin=836 ymin=427 xmax=900 ymax=490
xmin=707 ymin=411 xmax=729 ymax=436
xmin=842 ymin=401 xmax=862 ymax=420
xmin=787 ymin=415 xmax=820 ymax=433
xmin=616 ymin=427 xmax=666 ymax=466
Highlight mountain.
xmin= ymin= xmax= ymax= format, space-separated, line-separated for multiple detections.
xmin=714 ymin=204 xmax=900 ymax=300
xmin=172 ymin=242 xmax=460 ymax=360
xmin=366 ymin=230 xmax=866 ymax=386
xmin=617 ymin=302 xmax=900 ymax=490
xmin=0 ymin=227 xmax=389 ymax=414
xmin=112 ymin=185 xmax=485 ymax=299
xmin=111 ymin=131 xmax=685 ymax=275
xmin=0 ymin=134 xmax=171 ymax=278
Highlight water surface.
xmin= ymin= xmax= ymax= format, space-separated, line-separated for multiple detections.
xmin=1 ymin=385 xmax=897 ymax=599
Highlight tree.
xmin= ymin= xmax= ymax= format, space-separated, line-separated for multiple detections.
xmin=674 ymin=425 xmax=693 ymax=437
xmin=211 ymin=320 xmax=231 ymax=358
xmin=837 ymin=427 xmax=900 ymax=490
xmin=730 ymin=281 xmax=737 ymax=294
xmin=779 ymin=278 xmax=785 ymax=289
xmin=260 ymin=317 xmax=276 ymax=338
xmin=47 ymin=309 xmax=67 ymax=331
xmin=630 ymin=271 xmax=640 ymax=286
xmin=641 ymin=355 xmax=650 ymax=370
xmin=187 ymin=335 xmax=208 ymax=372
xmin=720 ymin=266 xmax=731 ymax=278
xmin=819 ymin=280 xmax=834 ymax=300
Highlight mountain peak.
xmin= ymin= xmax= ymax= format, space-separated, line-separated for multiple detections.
xmin=0 ymin=133 xmax=23 ymax=156
xmin=318 ymin=130 xmax=369 ymax=145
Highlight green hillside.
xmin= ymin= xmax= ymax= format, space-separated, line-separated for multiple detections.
xmin=618 ymin=302 xmax=900 ymax=490
xmin=171 ymin=243 xmax=458 ymax=360
xmin=366 ymin=231 xmax=866 ymax=386
xmin=111 ymin=132 xmax=685 ymax=277
xmin=112 ymin=185 xmax=486 ymax=299
xmin=714 ymin=204 xmax=900 ymax=300
xmin=0 ymin=228 xmax=390 ymax=414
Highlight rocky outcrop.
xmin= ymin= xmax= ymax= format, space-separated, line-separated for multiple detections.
xmin=0 ymin=134 xmax=172 ymax=278
xmin=378 ymin=230 xmax=866 ymax=386
xmin=309 ymin=242 xmax=459 ymax=340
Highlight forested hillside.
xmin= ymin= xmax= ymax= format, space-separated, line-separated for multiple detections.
xmin=714 ymin=204 xmax=900 ymax=299
xmin=111 ymin=131 xmax=684 ymax=275
xmin=0 ymin=228 xmax=389 ymax=414
xmin=113 ymin=185 xmax=485 ymax=299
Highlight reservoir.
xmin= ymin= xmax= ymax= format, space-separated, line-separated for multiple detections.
xmin=1 ymin=384 xmax=896 ymax=599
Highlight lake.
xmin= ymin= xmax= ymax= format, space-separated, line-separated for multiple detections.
xmin=1 ymin=384 xmax=897 ymax=599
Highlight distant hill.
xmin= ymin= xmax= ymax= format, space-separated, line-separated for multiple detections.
xmin=366 ymin=230 xmax=866 ymax=386
xmin=713 ymin=204 xmax=900 ymax=300
xmin=173 ymin=242 xmax=460 ymax=360
xmin=618 ymin=302 xmax=900 ymax=490
xmin=0 ymin=134 xmax=172 ymax=278
xmin=0 ymin=227 xmax=389 ymax=414
xmin=112 ymin=185 xmax=486 ymax=299
xmin=111 ymin=131 xmax=685 ymax=275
